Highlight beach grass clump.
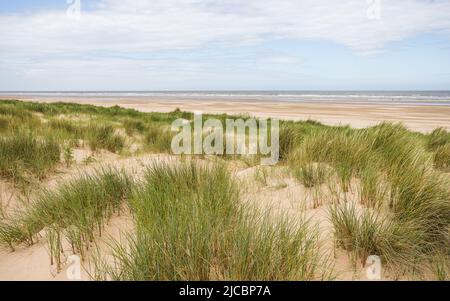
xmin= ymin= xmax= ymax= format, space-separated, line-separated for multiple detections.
xmin=0 ymin=104 xmax=34 ymax=120
xmin=48 ymin=118 xmax=80 ymax=133
xmin=289 ymin=127 xmax=371 ymax=192
xmin=123 ymin=119 xmax=147 ymax=135
xmin=0 ymin=220 xmax=28 ymax=251
xmin=359 ymin=167 xmax=389 ymax=208
xmin=330 ymin=204 xmax=425 ymax=273
xmin=0 ymin=100 xmax=143 ymax=119
xmin=278 ymin=122 xmax=304 ymax=160
xmin=86 ymin=124 xmax=125 ymax=153
xmin=433 ymin=144 xmax=450 ymax=171
xmin=427 ymin=128 xmax=450 ymax=150
xmin=144 ymin=125 xmax=173 ymax=153
xmin=0 ymin=132 xmax=60 ymax=183
xmin=0 ymin=104 xmax=42 ymax=132
xmin=93 ymin=161 xmax=327 ymax=281
xmin=365 ymin=123 xmax=428 ymax=174
xmin=0 ymin=116 xmax=9 ymax=131
xmin=388 ymin=165 xmax=450 ymax=242
xmin=429 ymin=251 xmax=450 ymax=280
xmin=286 ymin=122 xmax=450 ymax=274
xmin=47 ymin=119 xmax=84 ymax=146
xmin=0 ymin=169 xmax=131 ymax=260
xmin=48 ymin=119 xmax=82 ymax=136
xmin=292 ymin=162 xmax=329 ymax=188
xmin=289 ymin=123 xmax=430 ymax=195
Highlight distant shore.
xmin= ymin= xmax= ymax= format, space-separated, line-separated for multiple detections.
xmin=2 ymin=96 xmax=450 ymax=133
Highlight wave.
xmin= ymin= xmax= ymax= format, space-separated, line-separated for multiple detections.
xmin=2 ymin=91 xmax=450 ymax=104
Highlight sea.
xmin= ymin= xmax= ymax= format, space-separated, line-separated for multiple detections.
xmin=1 ymin=91 xmax=450 ymax=106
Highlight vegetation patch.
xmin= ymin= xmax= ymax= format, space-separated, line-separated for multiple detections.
xmin=0 ymin=169 xmax=131 ymax=269
xmin=0 ymin=132 xmax=60 ymax=184
xmin=93 ymin=161 xmax=328 ymax=280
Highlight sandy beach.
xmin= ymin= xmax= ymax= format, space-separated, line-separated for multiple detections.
xmin=2 ymin=96 xmax=450 ymax=133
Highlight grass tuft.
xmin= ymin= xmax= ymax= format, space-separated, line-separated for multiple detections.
xmin=330 ymin=203 xmax=426 ymax=274
xmin=292 ymin=162 xmax=329 ymax=188
xmin=0 ymin=132 xmax=60 ymax=184
xmin=93 ymin=161 xmax=328 ymax=280
xmin=433 ymin=144 xmax=450 ymax=171
xmin=86 ymin=124 xmax=125 ymax=153
xmin=144 ymin=125 xmax=173 ymax=153
xmin=0 ymin=169 xmax=131 ymax=261
xmin=123 ymin=119 xmax=147 ymax=135
xmin=427 ymin=128 xmax=450 ymax=150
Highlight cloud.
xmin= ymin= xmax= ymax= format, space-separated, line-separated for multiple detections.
xmin=1 ymin=0 xmax=450 ymax=89
xmin=1 ymin=0 xmax=450 ymax=54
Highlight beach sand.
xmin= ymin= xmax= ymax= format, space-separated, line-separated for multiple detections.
xmin=2 ymin=96 xmax=449 ymax=133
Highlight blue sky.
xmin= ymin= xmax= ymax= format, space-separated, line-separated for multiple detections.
xmin=1 ymin=0 xmax=450 ymax=91
xmin=0 ymin=0 xmax=97 ymax=13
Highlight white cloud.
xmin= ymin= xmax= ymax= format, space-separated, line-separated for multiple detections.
xmin=1 ymin=0 xmax=450 ymax=89
xmin=2 ymin=0 xmax=450 ymax=54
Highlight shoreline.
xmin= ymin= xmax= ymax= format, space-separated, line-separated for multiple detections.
xmin=2 ymin=96 xmax=450 ymax=133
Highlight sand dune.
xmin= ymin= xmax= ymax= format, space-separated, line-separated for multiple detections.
xmin=0 ymin=99 xmax=448 ymax=281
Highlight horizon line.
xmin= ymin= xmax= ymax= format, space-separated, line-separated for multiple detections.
xmin=1 ymin=90 xmax=450 ymax=93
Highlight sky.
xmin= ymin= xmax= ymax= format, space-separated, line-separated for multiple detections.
xmin=1 ymin=0 xmax=450 ymax=91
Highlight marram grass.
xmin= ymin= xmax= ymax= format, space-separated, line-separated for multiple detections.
xmin=0 ymin=99 xmax=449 ymax=279
xmin=92 ymin=161 xmax=330 ymax=281
xmin=0 ymin=168 xmax=132 ymax=265
xmin=288 ymin=123 xmax=450 ymax=276
xmin=0 ymin=131 xmax=60 ymax=185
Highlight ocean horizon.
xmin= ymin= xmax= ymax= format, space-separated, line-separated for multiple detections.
xmin=1 ymin=90 xmax=450 ymax=106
